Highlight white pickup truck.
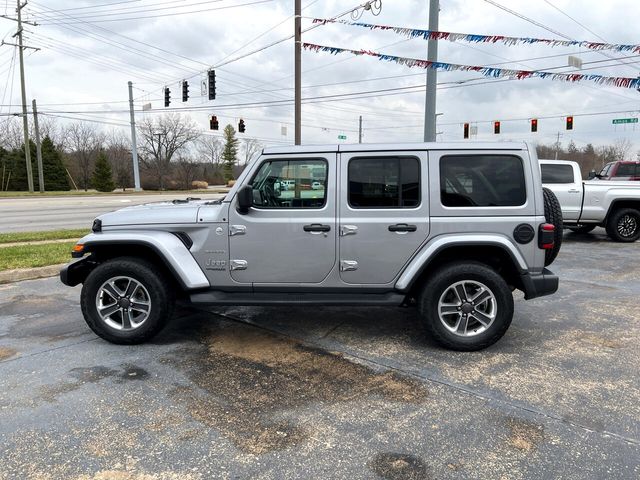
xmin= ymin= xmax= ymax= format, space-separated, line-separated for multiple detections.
xmin=540 ymin=159 xmax=640 ymax=242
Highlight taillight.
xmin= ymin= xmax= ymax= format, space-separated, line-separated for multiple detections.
xmin=539 ymin=223 xmax=555 ymax=249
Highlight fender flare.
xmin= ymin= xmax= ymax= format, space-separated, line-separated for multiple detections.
xmin=395 ymin=234 xmax=528 ymax=292
xmin=65 ymin=231 xmax=210 ymax=290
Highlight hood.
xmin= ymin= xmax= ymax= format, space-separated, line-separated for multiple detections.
xmin=97 ymin=199 xmax=215 ymax=227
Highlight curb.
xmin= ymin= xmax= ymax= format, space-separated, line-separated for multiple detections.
xmin=0 ymin=264 xmax=66 ymax=285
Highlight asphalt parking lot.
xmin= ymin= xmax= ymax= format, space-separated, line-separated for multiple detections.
xmin=0 ymin=228 xmax=638 ymax=479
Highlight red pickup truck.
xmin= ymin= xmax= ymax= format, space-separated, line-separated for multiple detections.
xmin=594 ymin=161 xmax=640 ymax=181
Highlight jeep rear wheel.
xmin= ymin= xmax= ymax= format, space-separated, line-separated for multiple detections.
xmin=418 ymin=262 xmax=514 ymax=351
xmin=606 ymin=208 xmax=640 ymax=242
xmin=81 ymin=257 xmax=175 ymax=344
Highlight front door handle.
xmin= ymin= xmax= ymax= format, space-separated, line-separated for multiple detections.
xmin=388 ymin=223 xmax=417 ymax=232
xmin=303 ymin=224 xmax=331 ymax=233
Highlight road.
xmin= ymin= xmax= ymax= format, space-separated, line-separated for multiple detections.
xmin=0 ymin=193 xmax=225 ymax=233
xmin=0 ymin=230 xmax=638 ymax=479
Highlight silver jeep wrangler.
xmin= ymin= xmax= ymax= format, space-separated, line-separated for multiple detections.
xmin=61 ymin=142 xmax=561 ymax=351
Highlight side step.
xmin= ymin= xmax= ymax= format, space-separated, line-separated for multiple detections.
xmin=189 ymin=290 xmax=407 ymax=306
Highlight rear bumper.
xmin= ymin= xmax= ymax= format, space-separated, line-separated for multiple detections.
xmin=520 ymin=268 xmax=559 ymax=300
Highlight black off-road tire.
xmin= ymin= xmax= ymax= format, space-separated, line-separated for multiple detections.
xmin=418 ymin=262 xmax=514 ymax=351
xmin=567 ymin=225 xmax=596 ymax=234
xmin=606 ymin=208 xmax=640 ymax=242
xmin=80 ymin=257 xmax=175 ymax=344
xmin=542 ymin=187 xmax=563 ymax=266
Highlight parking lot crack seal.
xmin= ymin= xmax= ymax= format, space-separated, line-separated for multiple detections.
xmin=197 ymin=307 xmax=640 ymax=448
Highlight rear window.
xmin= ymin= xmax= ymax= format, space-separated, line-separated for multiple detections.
xmin=541 ymin=164 xmax=574 ymax=184
xmin=440 ymin=155 xmax=526 ymax=207
xmin=614 ymin=163 xmax=638 ymax=177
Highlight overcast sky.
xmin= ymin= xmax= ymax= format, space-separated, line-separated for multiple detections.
xmin=2 ymin=0 xmax=639 ymax=155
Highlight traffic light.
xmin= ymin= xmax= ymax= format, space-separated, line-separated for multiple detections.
xmin=210 ymin=115 xmax=219 ymax=130
xmin=208 ymin=70 xmax=216 ymax=100
xmin=531 ymin=118 xmax=538 ymax=133
xmin=182 ymin=81 xmax=189 ymax=102
xmin=494 ymin=121 xmax=500 ymax=134
xmin=463 ymin=123 xmax=470 ymax=139
xmin=566 ymin=116 xmax=573 ymax=130
xmin=238 ymin=118 xmax=245 ymax=133
xmin=164 ymin=87 xmax=171 ymax=107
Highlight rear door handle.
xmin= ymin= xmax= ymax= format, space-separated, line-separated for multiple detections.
xmin=388 ymin=223 xmax=417 ymax=232
xmin=303 ymin=224 xmax=331 ymax=232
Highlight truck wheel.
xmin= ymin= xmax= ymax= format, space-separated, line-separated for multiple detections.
xmin=80 ymin=257 xmax=175 ymax=344
xmin=567 ymin=225 xmax=596 ymax=234
xmin=543 ymin=187 xmax=563 ymax=266
xmin=606 ymin=208 xmax=640 ymax=242
xmin=418 ymin=262 xmax=514 ymax=351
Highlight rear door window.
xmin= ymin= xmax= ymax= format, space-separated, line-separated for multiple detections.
xmin=440 ymin=155 xmax=526 ymax=207
xmin=348 ymin=157 xmax=420 ymax=208
xmin=541 ymin=164 xmax=574 ymax=184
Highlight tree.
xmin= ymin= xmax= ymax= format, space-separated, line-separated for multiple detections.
xmin=197 ymin=134 xmax=224 ymax=184
xmin=106 ymin=130 xmax=132 ymax=191
xmin=41 ymin=136 xmax=70 ymax=190
xmin=174 ymin=156 xmax=200 ymax=190
xmin=66 ymin=122 xmax=104 ymax=191
xmin=92 ymin=151 xmax=115 ymax=192
xmin=138 ymin=114 xmax=199 ymax=189
xmin=222 ymin=124 xmax=238 ymax=182
xmin=242 ymin=138 xmax=263 ymax=166
xmin=6 ymin=140 xmax=37 ymax=191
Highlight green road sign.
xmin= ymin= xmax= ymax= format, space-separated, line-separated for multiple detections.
xmin=612 ymin=118 xmax=638 ymax=125
xmin=338 ymin=135 xmax=347 ymax=140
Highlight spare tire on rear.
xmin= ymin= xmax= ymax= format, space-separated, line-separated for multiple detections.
xmin=542 ymin=187 xmax=563 ymax=266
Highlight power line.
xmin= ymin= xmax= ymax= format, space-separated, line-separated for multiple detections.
xmin=36 ymin=0 xmax=274 ymax=25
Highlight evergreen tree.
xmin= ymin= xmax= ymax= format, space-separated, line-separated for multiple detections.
xmin=7 ymin=141 xmax=37 ymax=191
xmin=41 ymin=136 xmax=70 ymax=191
xmin=92 ymin=151 xmax=115 ymax=192
xmin=221 ymin=124 xmax=238 ymax=182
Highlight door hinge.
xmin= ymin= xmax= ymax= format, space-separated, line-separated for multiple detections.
xmin=340 ymin=225 xmax=358 ymax=236
xmin=230 ymin=260 xmax=248 ymax=271
xmin=340 ymin=260 xmax=358 ymax=272
xmin=229 ymin=225 xmax=247 ymax=236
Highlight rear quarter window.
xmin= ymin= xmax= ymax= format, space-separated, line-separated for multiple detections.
xmin=541 ymin=164 xmax=574 ymax=184
xmin=440 ymin=155 xmax=526 ymax=207
xmin=614 ymin=163 xmax=637 ymax=177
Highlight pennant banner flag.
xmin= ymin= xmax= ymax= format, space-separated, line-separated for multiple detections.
xmin=302 ymin=42 xmax=640 ymax=90
xmin=311 ymin=18 xmax=640 ymax=54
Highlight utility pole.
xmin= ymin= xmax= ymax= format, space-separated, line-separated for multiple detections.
xmin=554 ymin=131 xmax=561 ymax=160
xmin=128 ymin=81 xmax=141 ymax=191
xmin=31 ymin=99 xmax=44 ymax=192
xmin=358 ymin=116 xmax=363 ymax=143
xmin=294 ymin=0 xmax=301 ymax=145
xmin=424 ymin=0 xmax=439 ymax=142
xmin=16 ymin=0 xmax=33 ymax=192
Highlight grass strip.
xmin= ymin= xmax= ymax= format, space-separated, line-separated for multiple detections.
xmin=0 ymin=242 xmax=75 ymax=270
xmin=0 ymin=229 xmax=88 ymax=244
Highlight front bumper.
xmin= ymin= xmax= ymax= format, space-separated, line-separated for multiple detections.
xmin=520 ymin=268 xmax=559 ymax=300
xmin=60 ymin=257 xmax=96 ymax=287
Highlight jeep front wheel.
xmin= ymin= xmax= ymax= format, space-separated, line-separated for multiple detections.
xmin=418 ymin=262 xmax=514 ymax=351
xmin=80 ymin=257 xmax=175 ymax=344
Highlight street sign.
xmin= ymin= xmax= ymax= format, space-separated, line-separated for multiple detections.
xmin=612 ymin=118 xmax=638 ymax=125
xmin=338 ymin=135 xmax=347 ymax=140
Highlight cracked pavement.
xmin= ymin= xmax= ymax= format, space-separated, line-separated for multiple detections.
xmin=0 ymin=228 xmax=638 ymax=479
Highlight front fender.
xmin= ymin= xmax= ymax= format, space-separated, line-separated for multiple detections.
xmin=395 ymin=234 xmax=529 ymax=292
xmin=67 ymin=231 xmax=210 ymax=290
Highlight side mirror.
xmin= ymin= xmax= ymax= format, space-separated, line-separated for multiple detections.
xmin=588 ymin=170 xmax=596 ymax=180
xmin=236 ymin=185 xmax=253 ymax=214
